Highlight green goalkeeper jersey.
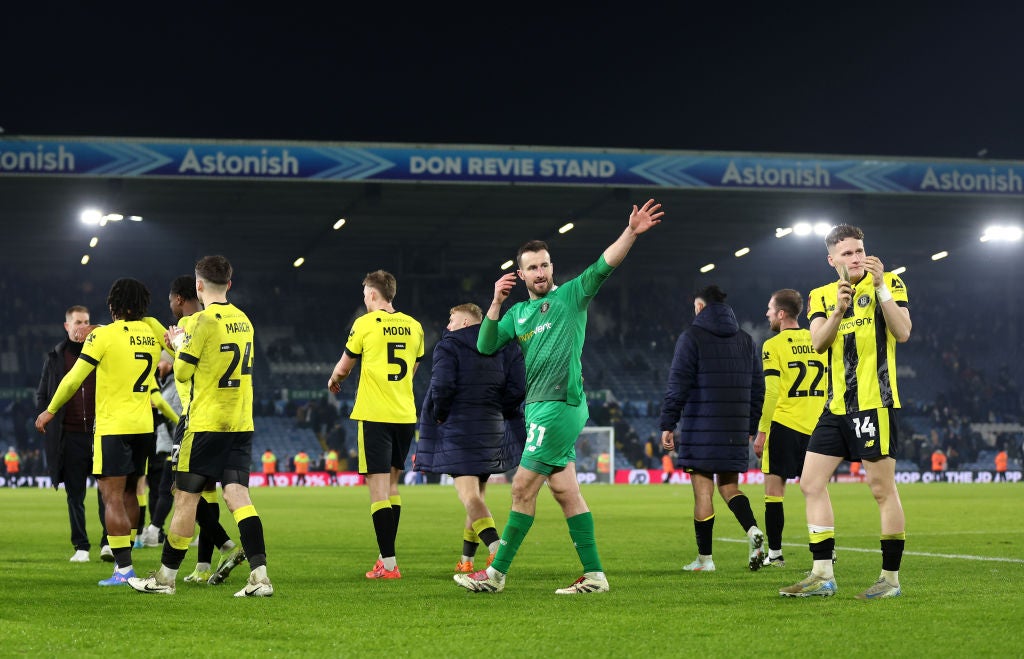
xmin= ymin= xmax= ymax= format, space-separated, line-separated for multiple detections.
xmin=478 ymin=255 xmax=614 ymax=406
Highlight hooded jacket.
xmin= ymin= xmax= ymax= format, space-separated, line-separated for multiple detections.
xmin=659 ymin=302 xmax=765 ymax=473
xmin=417 ymin=323 xmax=526 ymax=475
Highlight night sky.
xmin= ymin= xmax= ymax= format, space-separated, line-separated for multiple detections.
xmin=7 ymin=4 xmax=1024 ymax=159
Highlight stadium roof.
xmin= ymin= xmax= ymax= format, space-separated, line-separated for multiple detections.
xmin=1 ymin=139 xmax=1019 ymax=293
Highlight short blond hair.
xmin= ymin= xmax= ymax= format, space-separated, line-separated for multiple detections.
xmin=363 ymin=270 xmax=397 ymax=302
xmin=449 ymin=303 xmax=483 ymax=323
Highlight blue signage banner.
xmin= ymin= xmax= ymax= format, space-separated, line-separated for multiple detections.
xmin=1 ymin=137 xmax=1022 ymax=196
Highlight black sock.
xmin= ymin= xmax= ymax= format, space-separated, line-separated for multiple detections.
xmin=196 ymin=498 xmax=230 ymax=548
xmin=462 ymin=540 xmax=479 ymax=558
xmin=810 ymin=537 xmax=835 ymax=562
xmin=478 ymin=526 xmax=500 ymax=548
xmin=161 ymin=543 xmax=188 ymax=571
xmin=237 ymin=516 xmax=267 ymax=569
xmin=694 ymin=515 xmax=714 ymax=556
xmin=765 ymin=501 xmax=785 ymax=551
xmin=726 ymin=494 xmax=757 ymax=532
xmin=881 ymin=538 xmax=905 ymax=571
xmin=371 ymin=507 xmax=397 ymax=559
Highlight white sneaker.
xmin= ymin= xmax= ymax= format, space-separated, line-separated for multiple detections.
xmin=140 ymin=525 xmax=162 ymax=547
xmin=234 ymin=572 xmax=274 ymax=597
xmin=453 ymin=568 xmax=505 ymax=593
xmin=69 ymin=549 xmax=90 ymax=563
xmin=128 ymin=571 xmax=176 ymax=595
xmin=100 ymin=545 xmax=114 ymax=563
xmin=682 ymin=557 xmax=716 ymax=572
xmin=554 ymin=574 xmax=609 ymax=594
xmin=748 ymin=526 xmax=765 ymax=571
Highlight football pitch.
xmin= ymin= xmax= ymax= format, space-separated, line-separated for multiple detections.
xmin=1 ymin=482 xmax=1021 ymax=657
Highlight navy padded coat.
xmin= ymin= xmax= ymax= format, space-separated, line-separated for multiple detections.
xmin=417 ymin=323 xmax=526 ymax=475
xmin=659 ymin=302 xmax=765 ymax=473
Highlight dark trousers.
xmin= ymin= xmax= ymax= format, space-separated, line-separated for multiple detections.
xmin=150 ymin=455 xmax=174 ymax=530
xmin=63 ymin=431 xmax=97 ymax=551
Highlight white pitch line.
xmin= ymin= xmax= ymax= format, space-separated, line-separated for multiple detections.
xmin=718 ymin=538 xmax=1024 ymax=563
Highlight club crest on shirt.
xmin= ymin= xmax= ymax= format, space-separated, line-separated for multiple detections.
xmin=540 ymin=302 xmax=550 ymax=314
xmin=857 ymin=294 xmax=872 ymax=308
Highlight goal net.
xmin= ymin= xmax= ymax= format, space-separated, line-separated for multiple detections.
xmin=575 ymin=426 xmax=615 ymax=484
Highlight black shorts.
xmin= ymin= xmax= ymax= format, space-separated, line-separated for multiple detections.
xmin=450 ymin=473 xmax=490 ymax=483
xmin=357 ymin=421 xmax=414 ymax=475
xmin=176 ymin=429 xmax=254 ymax=488
xmin=809 ymin=408 xmax=899 ymax=461
xmin=761 ymin=421 xmax=810 ymax=479
xmin=93 ymin=433 xmax=155 ymax=478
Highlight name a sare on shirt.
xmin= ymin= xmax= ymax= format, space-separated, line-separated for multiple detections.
xmin=129 ymin=335 xmax=157 ymax=346
xmin=179 ymin=148 xmax=299 ymax=176
xmin=410 ymin=156 xmax=615 ymax=179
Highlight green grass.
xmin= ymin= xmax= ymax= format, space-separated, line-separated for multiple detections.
xmin=1 ymin=482 xmax=1022 ymax=657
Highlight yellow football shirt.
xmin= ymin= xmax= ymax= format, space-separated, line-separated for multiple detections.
xmin=47 ymin=320 xmax=161 ymax=437
xmin=758 ymin=328 xmax=825 ymax=435
xmin=345 ymin=310 xmax=424 ymax=423
xmin=807 ymin=272 xmax=909 ymax=414
xmin=175 ymin=302 xmax=255 ymax=432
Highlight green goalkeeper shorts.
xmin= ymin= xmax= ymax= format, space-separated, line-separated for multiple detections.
xmin=519 ymin=401 xmax=589 ymax=476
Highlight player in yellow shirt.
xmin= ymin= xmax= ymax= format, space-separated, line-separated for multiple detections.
xmin=36 ymin=278 xmax=161 ymax=586
xmin=753 ymin=289 xmax=824 ymax=568
xmin=129 ymin=256 xmax=272 ymax=597
xmin=780 ymin=225 xmax=911 ymax=600
xmin=329 ymin=270 xmax=424 ymax=580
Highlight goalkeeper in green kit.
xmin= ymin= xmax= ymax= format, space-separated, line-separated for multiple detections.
xmin=454 ymin=199 xmax=664 ymax=595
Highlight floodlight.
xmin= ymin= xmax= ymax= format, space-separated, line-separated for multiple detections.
xmin=558 ymin=222 xmax=574 ymax=234
xmin=81 ymin=209 xmax=102 ymax=224
xmin=734 ymin=247 xmax=750 ymax=257
xmin=293 ymin=257 xmax=305 ymax=267
xmin=700 ymin=263 xmax=715 ymax=273
xmin=931 ymin=251 xmax=948 ymax=261
xmin=333 ymin=218 xmax=346 ymax=230
xmin=793 ymin=222 xmax=812 ymax=236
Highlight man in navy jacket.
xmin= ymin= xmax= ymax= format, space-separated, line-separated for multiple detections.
xmin=660 ymin=285 xmax=766 ymax=573
xmin=417 ymin=303 xmax=526 ymax=573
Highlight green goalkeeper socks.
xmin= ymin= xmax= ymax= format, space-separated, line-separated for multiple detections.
xmin=490 ymin=511 xmax=534 ymax=574
xmin=568 ymin=512 xmax=604 ymax=573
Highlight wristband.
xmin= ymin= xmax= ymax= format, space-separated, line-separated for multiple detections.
xmin=876 ymin=284 xmax=892 ymax=303
xmin=171 ymin=332 xmax=186 ymax=352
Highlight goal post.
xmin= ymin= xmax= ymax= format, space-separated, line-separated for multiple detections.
xmin=575 ymin=426 xmax=615 ymax=484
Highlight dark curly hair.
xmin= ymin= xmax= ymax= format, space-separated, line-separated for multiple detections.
xmin=107 ymin=278 xmax=151 ymax=321
xmin=170 ymin=275 xmax=198 ymax=301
